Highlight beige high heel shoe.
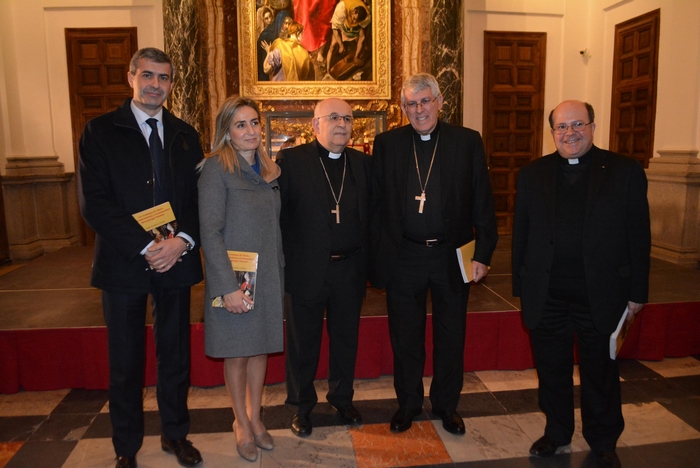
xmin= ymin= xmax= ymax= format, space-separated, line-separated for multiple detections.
xmin=233 ymin=422 xmax=258 ymax=462
xmin=253 ymin=430 xmax=274 ymax=450
xmin=236 ymin=441 xmax=258 ymax=462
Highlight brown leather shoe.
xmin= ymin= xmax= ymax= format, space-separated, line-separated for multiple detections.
xmin=115 ymin=456 xmax=136 ymax=468
xmin=596 ymin=451 xmax=621 ymax=468
xmin=160 ymin=435 xmax=203 ymax=467
xmin=291 ymin=413 xmax=312 ymax=437
xmin=334 ymin=404 xmax=363 ymax=426
xmin=390 ymin=407 xmax=421 ymax=433
xmin=529 ymin=435 xmax=560 ymax=458
xmin=432 ymin=409 xmax=465 ymax=435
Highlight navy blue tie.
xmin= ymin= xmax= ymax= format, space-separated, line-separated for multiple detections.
xmin=146 ymin=118 xmax=169 ymax=204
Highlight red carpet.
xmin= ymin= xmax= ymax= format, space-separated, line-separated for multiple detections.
xmin=2 ymin=302 xmax=698 ymax=394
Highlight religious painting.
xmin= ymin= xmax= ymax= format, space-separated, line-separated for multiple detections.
xmin=264 ymin=110 xmax=386 ymax=159
xmin=239 ymin=0 xmax=391 ymax=100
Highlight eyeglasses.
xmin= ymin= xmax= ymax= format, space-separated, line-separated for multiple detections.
xmin=404 ymin=96 xmax=439 ymax=110
xmin=552 ymin=121 xmax=592 ymax=135
xmin=317 ymin=114 xmax=354 ymax=124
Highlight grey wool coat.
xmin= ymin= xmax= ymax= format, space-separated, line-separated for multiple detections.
xmin=198 ymin=154 xmax=284 ymax=358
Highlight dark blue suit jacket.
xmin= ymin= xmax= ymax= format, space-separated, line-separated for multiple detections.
xmin=78 ymin=98 xmax=204 ymax=293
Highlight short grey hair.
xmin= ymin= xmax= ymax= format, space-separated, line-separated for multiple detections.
xmin=401 ymin=73 xmax=442 ymax=106
xmin=129 ymin=47 xmax=174 ymax=77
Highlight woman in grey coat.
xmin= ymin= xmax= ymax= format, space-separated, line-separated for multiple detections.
xmin=198 ymin=96 xmax=284 ymax=462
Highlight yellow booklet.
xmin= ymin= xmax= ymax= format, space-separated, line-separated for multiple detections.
xmin=456 ymin=240 xmax=476 ymax=283
xmin=610 ymin=306 xmax=634 ymax=359
xmin=212 ymin=251 xmax=259 ymax=309
xmin=132 ymin=202 xmax=177 ymax=242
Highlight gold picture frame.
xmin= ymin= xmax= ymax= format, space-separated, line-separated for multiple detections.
xmin=239 ymin=0 xmax=391 ymax=100
xmin=265 ymin=110 xmax=386 ymax=159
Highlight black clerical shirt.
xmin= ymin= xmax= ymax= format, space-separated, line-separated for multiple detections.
xmin=403 ymin=125 xmax=445 ymax=240
xmin=315 ymin=142 xmax=361 ymax=255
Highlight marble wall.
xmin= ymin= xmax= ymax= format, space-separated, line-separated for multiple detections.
xmin=163 ymin=0 xmax=209 ymax=146
xmin=431 ymin=0 xmax=462 ymax=124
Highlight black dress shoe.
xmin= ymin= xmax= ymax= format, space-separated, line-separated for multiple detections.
xmin=390 ymin=408 xmax=421 ymax=433
xmin=334 ymin=404 xmax=363 ymax=425
xmin=291 ymin=413 xmax=312 ymax=437
xmin=596 ymin=451 xmax=621 ymax=468
xmin=115 ymin=456 xmax=136 ymax=468
xmin=160 ymin=435 xmax=203 ymax=467
xmin=529 ymin=435 xmax=560 ymax=458
xmin=433 ymin=409 xmax=465 ymax=435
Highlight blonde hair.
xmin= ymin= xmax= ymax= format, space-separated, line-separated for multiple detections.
xmin=204 ymin=96 xmax=273 ymax=176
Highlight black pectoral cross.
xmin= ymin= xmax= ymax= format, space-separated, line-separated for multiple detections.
xmin=415 ymin=192 xmax=426 ymax=214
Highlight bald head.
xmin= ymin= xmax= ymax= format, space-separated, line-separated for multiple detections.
xmin=312 ymin=98 xmax=353 ymax=153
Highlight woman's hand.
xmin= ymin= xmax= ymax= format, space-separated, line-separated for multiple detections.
xmin=223 ymin=290 xmax=254 ymax=314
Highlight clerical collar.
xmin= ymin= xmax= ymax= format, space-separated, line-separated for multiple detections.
xmin=559 ymin=149 xmax=592 ymax=167
xmin=415 ymin=122 xmax=440 ymax=141
xmin=316 ymin=141 xmax=344 ymax=160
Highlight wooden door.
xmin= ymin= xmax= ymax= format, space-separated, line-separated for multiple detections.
xmin=0 ymin=174 xmax=10 ymax=265
xmin=609 ymin=9 xmax=660 ymax=168
xmin=65 ymin=28 xmax=137 ymax=244
xmin=483 ymin=32 xmax=546 ymax=235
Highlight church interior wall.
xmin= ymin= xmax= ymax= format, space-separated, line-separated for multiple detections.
xmin=0 ymin=0 xmax=698 ymax=262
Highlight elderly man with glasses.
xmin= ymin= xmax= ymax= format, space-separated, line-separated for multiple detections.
xmin=370 ymin=73 xmax=498 ymax=435
xmin=512 ymin=100 xmax=650 ymax=468
xmin=277 ymin=98 xmax=372 ymax=437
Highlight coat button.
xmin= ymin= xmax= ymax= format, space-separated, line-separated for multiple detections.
xmin=146 ymin=179 xmax=153 ymax=185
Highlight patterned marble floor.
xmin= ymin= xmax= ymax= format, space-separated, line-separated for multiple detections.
xmin=1 ymin=356 xmax=698 ymax=468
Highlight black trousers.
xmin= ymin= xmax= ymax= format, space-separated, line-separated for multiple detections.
xmin=102 ymin=275 xmax=192 ymax=457
xmin=386 ymin=239 xmax=470 ymax=413
xmin=530 ymin=288 xmax=624 ymax=453
xmin=285 ymin=254 xmax=364 ymax=415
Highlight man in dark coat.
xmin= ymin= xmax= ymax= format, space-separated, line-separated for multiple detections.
xmin=78 ymin=48 xmax=204 ymax=468
xmin=512 ymin=100 xmax=651 ymax=468
xmin=277 ymin=98 xmax=372 ymax=437
xmin=370 ymin=73 xmax=498 ymax=435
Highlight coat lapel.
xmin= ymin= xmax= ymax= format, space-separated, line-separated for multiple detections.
xmin=347 ymin=151 xmax=367 ymax=223
xmin=585 ymin=146 xmax=609 ymax=224
xmin=540 ymin=155 xmax=559 ymax=233
xmin=307 ymin=141 xmax=332 ymax=215
xmin=394 ymin=126 xmax=413 ymax=218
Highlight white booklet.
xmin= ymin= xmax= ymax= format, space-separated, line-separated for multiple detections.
xmin=609 ymin=306 xmax=632 ymax=360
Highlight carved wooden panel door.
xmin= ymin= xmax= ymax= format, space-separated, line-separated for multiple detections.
xmin=65 ymin=28 xmax=137 ymax=244
xmin=483 ymin=32 xmax=546 ymax=235
xmin=609 ymin=9 xmax=660 ymax=168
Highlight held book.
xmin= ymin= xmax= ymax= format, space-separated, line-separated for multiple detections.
xmin=456 ymin=240 xmax=476 ymax=283
xmin=212 ymin=251 xmax=259 ymax=309
xmin=610 ymin=306 xmax=633 ymax=359
xmin=132 ymin=202 xmax=178 ymax=242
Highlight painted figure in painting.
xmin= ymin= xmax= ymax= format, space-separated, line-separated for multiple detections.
xmin=324 ymin=0 xmax=371 ymax=80
xmin=254 ymin=0 xmax=374 ymax=83
xmin=257 ymin=10 xmax=293 ymax=81
xmin=263 ymin=21 xmax=315 ymax=81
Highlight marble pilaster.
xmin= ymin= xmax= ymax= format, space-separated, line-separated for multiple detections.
xmin=431 ymin=0 xmax=463 ymax=125
xmin=163 ymin=0 xmax=209 ymax=147
xmin=646 ymin=150 xmax=700 ymax=266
